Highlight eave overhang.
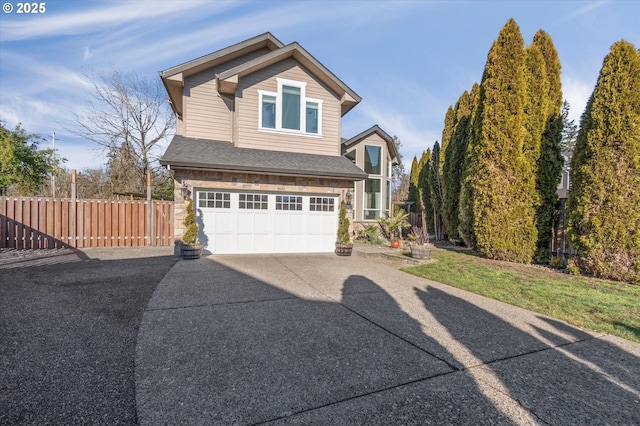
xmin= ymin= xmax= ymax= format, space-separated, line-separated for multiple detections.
xmin=160 ymin=136 xmax=368 ymax=181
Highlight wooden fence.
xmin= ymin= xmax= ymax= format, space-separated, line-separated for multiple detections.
xmin=1 ymin=197 xmax=174 ymax=249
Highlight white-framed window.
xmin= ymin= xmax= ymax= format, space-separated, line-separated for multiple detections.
xmin=258 ymin=78 xmax=322 ymax=137
xmin=239 ymin=193 xmax=268 ymax=210
xmin=310 ymin=197 xmax=335 ymax=212
xmin=198 ymin=191 xmax=231 ymax=209
xmin=276 ymin=195 xmax=303 ymax=211
xmin=386 ymin=180 xmax=391 ymax=217
xmin=364 ymin=145 xmax=382 ymax=175
xmin=363 ymin=178 xmax=381 ymax=220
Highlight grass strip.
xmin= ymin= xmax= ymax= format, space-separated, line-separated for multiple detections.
xmin=403 ymin=249 xmax=640 ymax=343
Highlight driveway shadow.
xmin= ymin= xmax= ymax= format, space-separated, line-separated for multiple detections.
xmin=417 ymin=286 xmax=640 ymax=425
xmin=0 ymin=249 xmax=178 ymax=425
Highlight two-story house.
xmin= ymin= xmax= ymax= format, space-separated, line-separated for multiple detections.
xmin=160 ymin=33 xmax=397 ymax=254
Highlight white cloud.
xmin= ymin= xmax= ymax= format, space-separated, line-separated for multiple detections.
xmin=555 ymin=0 xmax=610 ymax=24
xmin=0 ymin=0 xmax=212 ymax=41
xmin=562 ymin=75 xmax=593 ymax=124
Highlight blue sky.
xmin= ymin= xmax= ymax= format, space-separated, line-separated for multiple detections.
xmin=1 ymin=0 xmax=639 ymax=171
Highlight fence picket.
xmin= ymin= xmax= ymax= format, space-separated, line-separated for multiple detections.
xmin=0 ymin=197 xmax=174 ymax=249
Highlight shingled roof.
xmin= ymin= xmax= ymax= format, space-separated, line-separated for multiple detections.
xmin=160 ymin=135 xmax=368 ymax=180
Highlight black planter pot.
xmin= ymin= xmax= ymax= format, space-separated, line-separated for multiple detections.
xmin=180 ymin=244 xmax=203 ymax=260
xmin=335 ymin=243 xmax=353 ymax=256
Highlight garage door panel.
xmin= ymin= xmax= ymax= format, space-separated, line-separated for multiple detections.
xmin=288 ymin=214 xmax=306 ymax=236
xmin=274 ymin=215 xmax=290 ymax=235
xmin=216 ymin=211 xmax=235 ymax=231
xmin=254 ymin=214 xmax=271 ymax=233
xmin=237 ymin=212 xmax=255 ymax=234
xmin=199 ymin=191 xmax=338 ymax=254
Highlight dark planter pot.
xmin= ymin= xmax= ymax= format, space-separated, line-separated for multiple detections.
xmin=180 ymin=244 xmax=203 ymax=260
xmin=410 ymin=243 xmax=432 ymax=260
xmin=335 ymin=243 xmax=353 ymax=256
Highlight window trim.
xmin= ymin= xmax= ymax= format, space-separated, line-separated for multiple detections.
xmin=258 ymin=78 xmax=323 ymax=137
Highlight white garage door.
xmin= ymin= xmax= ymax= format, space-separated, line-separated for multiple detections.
xmin=196 ymin=191 xmax=338 ymax=254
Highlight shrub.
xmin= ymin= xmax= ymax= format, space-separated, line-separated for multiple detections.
xmin=336 ymin=201 xmax=351 ymax=245
xmin=182 ymin=197 xmax=198 ymax=245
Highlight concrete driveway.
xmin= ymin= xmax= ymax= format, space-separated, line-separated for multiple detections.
xmin=136 ymin=251 xmax=640 ymax=425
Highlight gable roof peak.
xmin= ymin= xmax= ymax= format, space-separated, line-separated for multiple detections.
xmin=343 ymin=125 xmax=399 ymax=163
xmin=159 ymin=32 xmax=284 ymax=79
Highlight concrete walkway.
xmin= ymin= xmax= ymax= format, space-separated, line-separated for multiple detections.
xmin=135 ymin=250 xmax=640 ymax=425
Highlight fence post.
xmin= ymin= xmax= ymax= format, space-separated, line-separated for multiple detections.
xmin=147 ymin=173 xmax=153 ymax=246
xmin=71 ymin=169 xmax=77 ymax=248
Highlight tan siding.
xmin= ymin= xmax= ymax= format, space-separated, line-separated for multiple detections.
xmin=176 ymin=116 xmax=185 ymax=135
xmin=182 ymin=48 xmax=272 ymax=141
xmin=235 ymin=59 xmax=342 ymax=156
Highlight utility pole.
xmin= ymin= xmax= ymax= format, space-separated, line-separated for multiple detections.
xmin=51 ymin=129 xmax=56 ymax=197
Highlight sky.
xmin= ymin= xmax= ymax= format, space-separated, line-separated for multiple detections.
xmin=1 ymin=0 xmax=639 ymax=172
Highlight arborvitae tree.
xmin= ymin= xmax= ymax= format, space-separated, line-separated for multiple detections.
xmin=427 ymin=142 xmax=446 ymax=240
xmin=439 ymin=106 xmax=456 ymax=184
xmin=443 ymin=90 xmax=472 ymax=241
xmin=417 ymin=149 xmax=435 ymax=234
xmin=522 ymin=44 xmax=548 ymax=261
xmin=458 ymin=83 xmax=480 ymax=248
xmin=438 ymin=105 xmax=456 ymax=238
xmin=532 ymin=29 xmax=564 ymax=263
xmin=568 ymin=40 xmax=640 ymax=283
xmin=407 ymin=156 xmax=420 ymax=212
xmin=471 ymin=19 xmax=537 ymax=262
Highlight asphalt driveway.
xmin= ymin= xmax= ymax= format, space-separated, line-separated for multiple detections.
xmin=136 ymin=251 xmax=640 ymax=425
xmin=0 ymin=247 xmax=177 ymax=425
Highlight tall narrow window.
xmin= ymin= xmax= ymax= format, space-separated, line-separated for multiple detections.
xmin=282 ymin=85 xmax=301 ymax=130
xmin=364 ymin=145 xmax=381 ymax=175
xmin=364 ymin=178 xmax=381 ymax=220
xmin=306 ymin=102 xmax=318 ymax=134
xmin=261 ymin=95 xmax=276 ymax=129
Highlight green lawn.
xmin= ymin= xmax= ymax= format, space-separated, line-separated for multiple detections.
xmin=403 ymin=249 xmax=640 ymax=343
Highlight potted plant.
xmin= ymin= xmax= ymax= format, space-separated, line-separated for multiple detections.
xmin=180 ymin=196 xmax=202 ymax=259
xmin=335 ymin=201 xmax=353 ymax=256
xmin=377 ymin=207 xmax=411 ymax=249
xmin=409 ymin=224 xmax=432 ymax=260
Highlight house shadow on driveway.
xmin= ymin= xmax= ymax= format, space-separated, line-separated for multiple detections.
xmin=0 ymin=247 xmax=178 ymax=425
xmin=134 ymin=254 xmax=640 ymax=425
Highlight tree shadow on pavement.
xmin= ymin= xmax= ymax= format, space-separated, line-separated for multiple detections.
xmin=417 ymin=286 xmax=640 ymax=426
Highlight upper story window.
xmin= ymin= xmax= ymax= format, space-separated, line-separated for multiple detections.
xmin=258 ymin=78 xmax=322 ymax=137
xmin=364 ymin=145 xmax=382 ymax=175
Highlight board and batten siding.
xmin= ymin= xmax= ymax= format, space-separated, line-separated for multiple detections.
xmin=181 ymin=48 xmax=272 ymax=141
xmin=235 ymin=59 xmax=342 ymax=156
